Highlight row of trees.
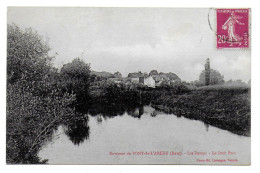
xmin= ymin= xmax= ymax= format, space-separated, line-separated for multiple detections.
xmin=189 ymin=69 xmax=250 ymax=87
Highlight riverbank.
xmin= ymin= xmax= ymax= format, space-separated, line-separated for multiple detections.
xmin=87 ymin=83 xmax=250 ymax=136
xmin=150 ymin=85 xmax=250 ymax=136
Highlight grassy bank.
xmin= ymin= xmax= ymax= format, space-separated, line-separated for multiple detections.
xmin=150 ymin=85 xmax=250 ymax=136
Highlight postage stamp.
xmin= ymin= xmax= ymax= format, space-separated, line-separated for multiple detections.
xmin=216 ymin=9 xmax=249 ymax=49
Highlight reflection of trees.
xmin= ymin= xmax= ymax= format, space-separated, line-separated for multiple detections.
xmin=127 ymin=106 xmax=144 ymax=119
xmin=150 ymin=110 xmax=157 ymax=117
xmin=87 ymin=103 xmax=146 ymax=120
xmin=204 ymin=123 xmax=209 ymax=132
xmin=88 ymin=103 xmax=127 ymax=118
xmin=96 ymin=115 xmax=103 ymax=124
xmin=64 ymin=115 xmax=90 ymax=145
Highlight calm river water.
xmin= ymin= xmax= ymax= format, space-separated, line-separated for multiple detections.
xmin=38 ymin=106 xmax=250 ymax=165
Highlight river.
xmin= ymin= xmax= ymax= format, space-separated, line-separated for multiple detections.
xmin=38 ymin=106 xmax=250 ymax=165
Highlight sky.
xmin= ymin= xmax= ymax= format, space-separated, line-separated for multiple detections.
xmin=7 ymin=7 xmax=251 ymax=82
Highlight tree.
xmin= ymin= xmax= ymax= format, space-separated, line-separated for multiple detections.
xmin=114 ymin=71 xmax=122 ymax=78
xmin=190 ymin=80 xmax=204 ymax=87
xmin=60 ymin=58 xmax=91 ymax=105
xmin=149 ymin=70 xmax=158 ymax=76
xmin=205 ymin=58 xmax=210 ymax=86
xmin=199 ymin=69 xmax=224 ymax=85
xmin=7 ymin=82 xmax=75 ymax=163
xmin=225 ymin=79 xmax=248 ymax=87
xmin=7 ymin=24 xmax=52 ymax=84
xmin=165 ymin=72 xmax=181 ymax=83
xmin=7 ymin=24 xmax=76 ymax=164
xmin=64 ymin=115 xmax=90 ymax=145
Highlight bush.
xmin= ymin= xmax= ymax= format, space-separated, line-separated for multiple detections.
xmin=7 ymin=24 xmax=52 ymax=84
xmin=199 ymin=69 xmax=225 ymax=85
xmin=156 ymin=83 xmax=191 ymax=94
xmin=7 ymin=82 xmax=76 ymax=163
xmin=60 ymin=58 xmax=91 ymax=106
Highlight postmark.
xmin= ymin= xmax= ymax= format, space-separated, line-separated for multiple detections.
xmin=216 ymin=9 xmax=249 ymax=49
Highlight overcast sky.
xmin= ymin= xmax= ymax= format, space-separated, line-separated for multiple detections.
xmin=7 ymin=7 xmax=251 ymax=82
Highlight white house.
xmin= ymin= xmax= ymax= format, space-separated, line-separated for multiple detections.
xmin=131 ymin=78 xmax=140 ymax=83
xmin=144 ymin=76 xmax=155 ymax=88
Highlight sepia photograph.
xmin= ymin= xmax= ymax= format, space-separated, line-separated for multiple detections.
xmin=6 ymin=7 xmax=251 ymax=165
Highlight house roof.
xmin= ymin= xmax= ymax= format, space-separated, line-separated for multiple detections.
xmin=152 ymin=75 xmax=170 ymax=82
xmin=128 ymin=72 xmax=144 ymax=78
xmin=107 ymin=78 xmax=122 ymax=82
xmin=91 ymin=71 xmax=114 ymax=78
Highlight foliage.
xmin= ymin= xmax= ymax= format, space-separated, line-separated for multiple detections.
xmin=190 ymin=80 xmax=204 ymax=87
xmin=6 ymin=24 xmax=76 ymax=164
xmin=91 ymin=71 xmax=114 ymax=80
xmin=88 ymin=79 xmax=146 ymax=107
xmin=149 ymin=70 xmax=158 ymax=76
xmin=60 ymin=58 xmax=91 ymax=105
xmin=7 ymin=82 xmax=76 ymax=164
xmin=165 ymin=72 xmax=181 ymax=82
xmin=199 ymin=69 xmax=225 ymax=85
xmin=114 ymin=71 xmax=122 ymax=78
xmin=151 ymin=87 xmax=250 ymax=136
xmin=63 ymin=114 xmax=90 ymax=146
xmin=197 ymin=84 xmax=250 ymax=91
xmin=156 ymin=83 xmax=191 ymax=95
xmin=7 ymin=24 xmax=52 ymax=84
xmin=224 ymin=79 xmax=249 ymax=87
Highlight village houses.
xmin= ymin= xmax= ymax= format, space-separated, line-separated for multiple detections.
xmin=91 ymin=70 xmax=181 ymax=88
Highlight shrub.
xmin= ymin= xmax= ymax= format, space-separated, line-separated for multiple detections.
xmin=60 ymin=58 xmax=91 ymax=105
xmin=7 ymin=24 xmax=52 ymax=84
xmin=7 ymin=82 xmax=76 ymax=163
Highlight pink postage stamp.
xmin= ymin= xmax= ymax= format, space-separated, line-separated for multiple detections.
xmin=217 ymin=9 xmax=249 ymax=49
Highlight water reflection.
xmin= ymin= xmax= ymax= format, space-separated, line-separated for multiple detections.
xmin=60 ymin=104 xmax=240 ymax=147
xmin=150 ymin=110 xmax=157 ymax=117
xmin=62 ymin=104 xmax=152 ymax=145
xmin=88 ymin=104 xmax=126 ymax=118
xmin=62 ymin=104 xmax=169 ymax=146
xmin=96 ymin=114 xmax=103 ymax=124
xmin=38 ymin=105 xmax=250 ymax=164
xmin=63 ymin=115 xmax=90 ymax=145
xmin=204 ymin=122 xmax=209 ymax=132
xmin=88 ymin=104 xmax=146 ymax=119
xmin=127 ymin=106 xmax=144 ymax=119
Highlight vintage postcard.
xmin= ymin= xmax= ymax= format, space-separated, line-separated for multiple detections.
xmin=6 ymin=7 xmax=251 ymax=165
